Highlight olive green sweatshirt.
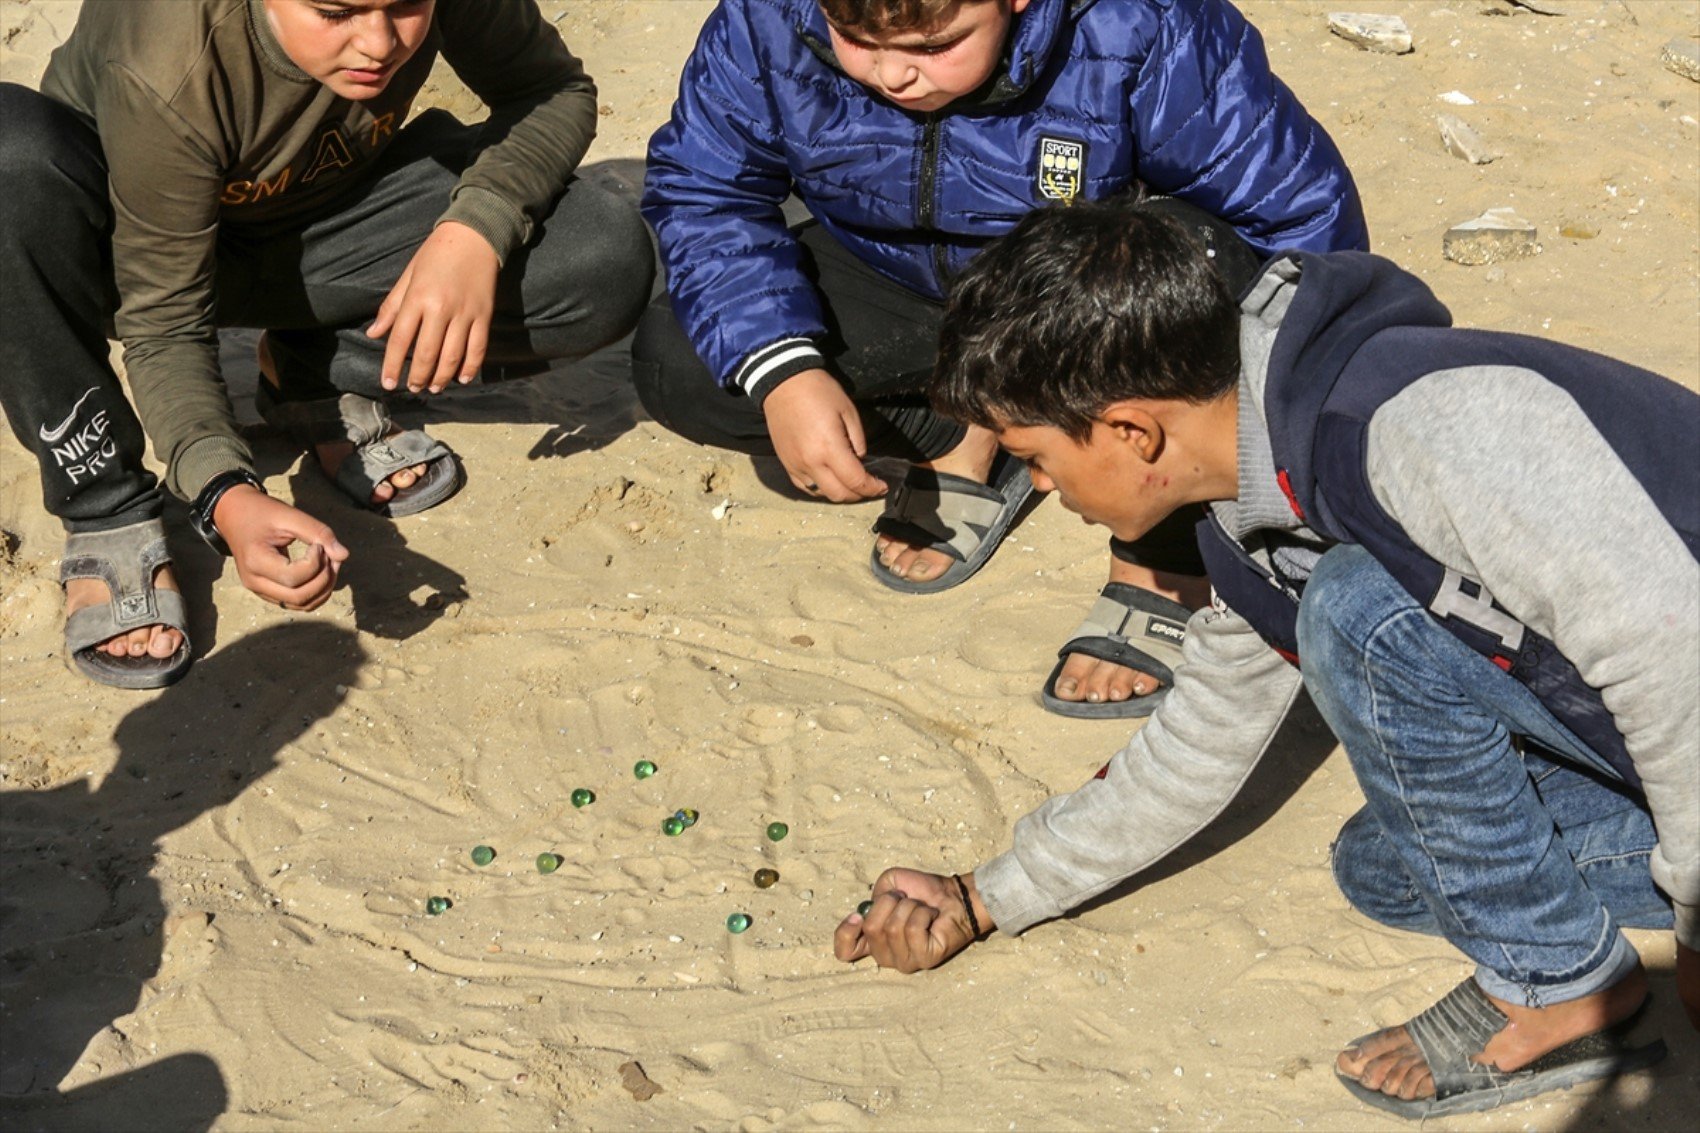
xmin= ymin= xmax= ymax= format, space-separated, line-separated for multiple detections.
xmin=40 ymin=0 xmax=598 ymax=500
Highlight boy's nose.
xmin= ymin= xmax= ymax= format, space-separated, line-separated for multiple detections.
xmin=875 ymin=54 xmax=917 ymax=93
xmin=353 ymin=15 xmax=399 ymax=63
xmin=1030 ymin=469 xmax=1055 ymax=494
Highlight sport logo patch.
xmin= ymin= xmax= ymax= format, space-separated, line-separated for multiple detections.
xmin=1145 ymin=616 xmax=1187 ymax=645
xmin=1036 ymin=136 xmax=1087 ymax=201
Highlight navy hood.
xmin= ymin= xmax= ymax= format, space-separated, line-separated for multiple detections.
xmin=1257 ymin=252 xmax=1453 ymax=522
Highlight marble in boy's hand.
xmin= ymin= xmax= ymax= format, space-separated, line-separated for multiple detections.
xmin=214 ymin=485 xmax=348 ymax=611
xmin=834 ymin=867 xmax=988 ymax=973
xmin=763 ymin=369 xmax=888 ymax=502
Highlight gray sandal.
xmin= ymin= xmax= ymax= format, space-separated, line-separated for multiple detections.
xmin=255 ymin=384 xmax=462 ymax=518
xmin=869 ymin=452 xmax=1034 ymax=594
xmin=61 ymin=518 xmax=192 ymax=689
xmin=1334 ymin=979 xmax=1666 ymax=1119
xmin=1042 ymin=583 xmax=1191 ymax=719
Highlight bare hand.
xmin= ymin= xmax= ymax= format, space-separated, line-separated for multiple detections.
xmin=762 ymin=369 xmax=887 ymax=502
xmin=213 ymin=485 xmax=349 ymax=610
xmin=833 ymin=867 xmax=991 ymax=973
xmin=369 ymin=220 xmax=498 ymax=394
xmin=1678 ymin=941 xmax=1700 ymax=1031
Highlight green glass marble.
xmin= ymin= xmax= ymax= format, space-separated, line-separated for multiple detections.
xmin=726 ymin=912 xmax=753 ymax=934
xmin=857 ymin=899 xmax=874 ymax=917
xmin=470 ymin=845 xmax=496 ymax=867
xmin=765 ymin=821 xmax=789 ymax=842
xmin=571 ymin=788 xmax=596 ymax=808
xmin=674 ymin=808 xmax=700 ymax=828
xmin=753 ymin=868 xmax=779 ymax=889
xmin=661 ymin=816 xmax=686 ymax=837
xmin=426 ymin=896 xmax=452 ymax=916
xmin=633 ymin=760 xmax=658 ymax=779
xmin=536 ymin=852 xmax=563 ymax=874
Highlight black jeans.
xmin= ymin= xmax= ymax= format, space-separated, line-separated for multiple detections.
xmin=0 ymin=84 xmax=653 ymax=530
xmin=632 ymin=206 xmax=1253 ymax=576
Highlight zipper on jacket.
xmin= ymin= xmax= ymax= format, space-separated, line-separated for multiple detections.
xmin=917 ymin=113 xmax=949 ymax=291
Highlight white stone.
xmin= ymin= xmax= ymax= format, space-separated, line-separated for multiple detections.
xmin=1328 ymin=13 xmax=1415 ymax=55
xmin=1443 ymin=208 xmax=1541 ymax=266
xmin=1439 ymin=90 xmax=1476 ymax=106
xmin=1662 ymin=37 xmax=1700 ymax=84
xmin=1437 ymin=114 xmax=1496 ymax=164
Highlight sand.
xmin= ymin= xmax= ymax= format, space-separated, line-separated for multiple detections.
xmin=1 ymin=1 xmax=1696 ymax=1129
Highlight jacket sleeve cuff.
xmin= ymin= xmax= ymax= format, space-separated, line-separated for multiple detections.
xmin=734 ymin=338 xmax=827 ymax=403
xmin=1676 ymin=901 xmax=1699 ymax=952
xmin=171 ymin=435 xmax=257 ymax=502
xmin=974 ymin=848 xmax=1065 ymax=937
xmin=441 ymin=186 xmax=529 ymax=265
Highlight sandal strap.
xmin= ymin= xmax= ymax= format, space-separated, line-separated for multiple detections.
xmin=876 ymin=468 xmax=1012 ymax=562
xmin=333 ymin=429 xmax=452 ymax=502
xmin=1405 ymin=980 xmax=1516 ymax=1100
xmin=60 ymin=518 xmax=173 ymax=629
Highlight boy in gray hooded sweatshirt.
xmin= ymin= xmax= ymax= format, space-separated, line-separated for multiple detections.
xmin=835 ymin=200 xmax=1698 ymax=1119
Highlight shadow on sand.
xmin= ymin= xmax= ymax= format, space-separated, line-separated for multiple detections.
xmin=0 ymin=622 xmax=364 ymax=1131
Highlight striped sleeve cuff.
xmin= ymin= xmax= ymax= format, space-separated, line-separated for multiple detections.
xmin=733 ymin=337 xmax=827 ymax=403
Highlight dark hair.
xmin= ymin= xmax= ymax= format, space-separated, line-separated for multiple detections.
xmin=820 ymin=0 xmax=982 ymax=34
xmin=932 ymin=199 xmax=1241 ymax=440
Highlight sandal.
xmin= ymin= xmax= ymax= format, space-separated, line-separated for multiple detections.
xmin=1335 ymin=979 xmax=1667 ymax=1119
xmin=1042 ymin=582 xmax=1190 ymax=718
xmin=255 ymin=382 xmax=462 ymax=518
xmin=60 ymin=518 xmax=192 ymax=689
xmin=869 ymin=452 xmax=1034 ymax=594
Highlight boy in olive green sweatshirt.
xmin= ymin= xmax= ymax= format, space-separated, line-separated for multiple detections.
xmin=1 ymin=0 xmax=652 ymax=688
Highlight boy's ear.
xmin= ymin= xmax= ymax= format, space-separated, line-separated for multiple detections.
xmin=1011 ymin=0 xmax=1034 ymax=14
xmin=1098 ymin=400 xmax=1165 ymax=464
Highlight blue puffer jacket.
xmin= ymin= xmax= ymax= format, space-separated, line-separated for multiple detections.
xmin=644 ymin=0 xmax=1369 ymax=397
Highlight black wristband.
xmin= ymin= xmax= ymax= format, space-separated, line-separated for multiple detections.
xmin=952 ymin=873 xmax=983 ymax=940
xmin=190 ymin=469 xmax=264 ymax=555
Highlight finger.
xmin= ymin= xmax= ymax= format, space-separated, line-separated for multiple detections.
xmin=833 ymin=915 xmax=871 ymax=963
xmin=429 ymin=317 xmax=468 ymax=393
xmin=902 ymin=901 xmax=942 ymax=970
xmin=461 ymin=316 xmax=489 ymax=383
xmin=841 ymin=403 xmax=869 ymax=459
xmin=407 ymin=311 xmax=449 ymax=393
xmin=368 ymin=273 xmax=406 ymax=340
xmin=877 ymin=897 xmax=933 ymax=973
xmin=822 ymin=443 xmax=884 ymax=499
xmin=381 ymin=306 xmax=423 ymax=390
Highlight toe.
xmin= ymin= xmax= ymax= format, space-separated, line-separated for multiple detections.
xmin=904 ymin=549 xmax=948 ymax=581
xmin=1054 ymin=652 xmax=1097 ymax=700
xmin=148 ymin=626 xmax=183 ymax=658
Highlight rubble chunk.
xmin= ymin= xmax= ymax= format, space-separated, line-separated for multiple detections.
xmin=1438 ymin=115 xmax=1496 ymax=164
xmin=1444 ymin=208 xmax=1541 ymax=266
xmin=1328 ymin=12 xmax=1415 ymax=54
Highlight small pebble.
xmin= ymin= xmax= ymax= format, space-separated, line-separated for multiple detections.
xmin=536 ymin=852 xmax=563 ymax=874
xmin=426 ymin=896 xmax=452 ymax=916
xmin=571 ymin=788 xmax=596 ymax=808
xmin=674 ymin=807 xmax=699 ymax=828
xmin=766 ymin=821 xmax=789 ymax=842
xmin=470 ymin=845 xmax=496 ymax=867
xmin=726 ymin=912 xmax=753 ymax=934
xmin=662 ymin=816 xmax=686 ymax=836
xmin=633 ymin=760 xmax=658 ymax=779
xmin=753 ymin=868 xmax=780 ymax=889
xmin=857 ymin=899 xmax=874 ymax=917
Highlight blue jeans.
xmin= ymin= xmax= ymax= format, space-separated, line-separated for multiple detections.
xmin=1297 ymin=546 xmax=1671 ymax=1007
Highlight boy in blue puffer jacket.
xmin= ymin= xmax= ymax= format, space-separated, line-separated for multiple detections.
xmin=636 ymin=0 xmax=1366 ymax=716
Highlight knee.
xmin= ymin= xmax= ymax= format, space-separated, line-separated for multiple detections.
xmin=1330 ymin=807 xmax=1431 ymax=929
xmin=568 ymin=185 xmax=655 ymax=339
xmin=0 ymin=86 xmax=101 ymax=227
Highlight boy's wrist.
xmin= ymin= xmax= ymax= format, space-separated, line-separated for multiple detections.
xmin=738 ymin=337 xmax=827 ymax=403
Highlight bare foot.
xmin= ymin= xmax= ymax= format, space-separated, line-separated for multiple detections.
xmin=256 ymin=333 xmax=425 ymax=506
xmin=64 ymin=565 xmax=184 ymax=659
xmin=872 ymin=424 xmax=1002 ymax=584
xmin=1049 ymin=560 xmax=1211 ymax=706
xmin=1336 ymin=967 xmax=1649 ymax=1104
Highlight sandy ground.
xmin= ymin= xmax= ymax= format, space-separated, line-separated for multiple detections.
xmin=1 ymin=1 xmax=1696 ymax=1129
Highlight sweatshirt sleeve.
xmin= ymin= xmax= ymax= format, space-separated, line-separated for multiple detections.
xmin=98 ymin=65 xmax=254 ymax=502
xmin=976 ymin=602 xmax=1305 ymax=935
xmin=1367 ymin=367 xmax=1700 ymax=949
xmin=1129 ymin=0 xmax=1369 ymax=255
xmin=436 ymin=0 xmax=599 ymax=263
xmin=640 ymin=2 xmax=828 ymax=397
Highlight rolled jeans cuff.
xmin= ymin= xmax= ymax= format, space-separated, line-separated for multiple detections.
xmin=1473 ymin=923 xmax=1640 ymax=1008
